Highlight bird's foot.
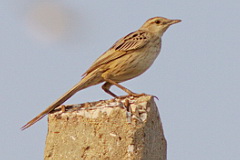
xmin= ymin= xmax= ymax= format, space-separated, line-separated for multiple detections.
xmin=131 ymin=93 xmax=159 ymax=100
xmin=115 ymin=93 xmax=159 ymax=100
xmin=129 ymin=92 xmax=147 ymax=97
xmin=115 ymin=93 xmax=145 ymax=99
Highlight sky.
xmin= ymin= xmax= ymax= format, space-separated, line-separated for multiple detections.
xmin=1 ymin=0 xmax=240 ymax=160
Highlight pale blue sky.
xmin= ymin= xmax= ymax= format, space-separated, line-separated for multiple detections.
xmin=1 ymin=0 xmax=240 ymax=160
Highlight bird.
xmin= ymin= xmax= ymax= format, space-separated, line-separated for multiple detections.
xmin=21 ymin=16 xmax=181 ymax=130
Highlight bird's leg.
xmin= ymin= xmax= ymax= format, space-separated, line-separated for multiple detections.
xmin=103 ymin=78 xmax=143 ymax=97
xmin=102 ymin=82 xmax=118 ymax=98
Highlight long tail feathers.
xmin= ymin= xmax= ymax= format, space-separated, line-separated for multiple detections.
xmin=21 ymin=77 xmax=94 ymax=130
xmin=21 ymin=83 xmax=84 ymax=130
xmin=21 ymin=70 xmax=103 ymax=130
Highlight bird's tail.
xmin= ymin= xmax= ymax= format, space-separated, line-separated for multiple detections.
xmin=21 ymin=71 xmax=102 ymax=130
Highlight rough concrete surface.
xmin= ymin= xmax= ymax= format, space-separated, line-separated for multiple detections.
xmin=44 ymin=95 xmax=166 ymax=160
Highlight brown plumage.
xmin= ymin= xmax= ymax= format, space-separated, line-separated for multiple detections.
xmin=21 ymin=17 xmax=181 ymax=130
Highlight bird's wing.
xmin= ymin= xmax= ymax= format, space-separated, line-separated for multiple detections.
xmin=112 ymin=30 xmax=151 ymax=51
xmin=82 ymin=30 xmax=151 ymax=76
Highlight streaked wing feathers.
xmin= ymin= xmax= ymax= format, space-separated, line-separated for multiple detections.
xmin=82 ymin=30 xmax=151 ymax=76
xmin=113 ymin=30 xmax=150 ymax=51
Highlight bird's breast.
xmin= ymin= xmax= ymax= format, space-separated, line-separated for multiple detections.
xmin=106 ymin=37 xmax=161 ymax=82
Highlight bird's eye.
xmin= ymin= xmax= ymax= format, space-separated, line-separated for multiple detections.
xmin=155 ymin=20 xmax=161 ymax=24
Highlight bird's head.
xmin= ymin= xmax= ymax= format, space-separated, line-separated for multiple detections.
xmin=140 ymin=17 xmax=181 ymax=37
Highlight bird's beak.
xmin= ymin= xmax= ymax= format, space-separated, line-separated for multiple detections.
xmin=168 ymin=19 xmax=182 ymax=25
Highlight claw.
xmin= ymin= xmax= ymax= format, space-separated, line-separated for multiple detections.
xmin=129 ymin=93 xmax=146 ymax=97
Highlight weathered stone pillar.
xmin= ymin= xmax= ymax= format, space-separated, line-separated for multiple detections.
xmin=44 ymin=95 xmax=167 ymax=160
